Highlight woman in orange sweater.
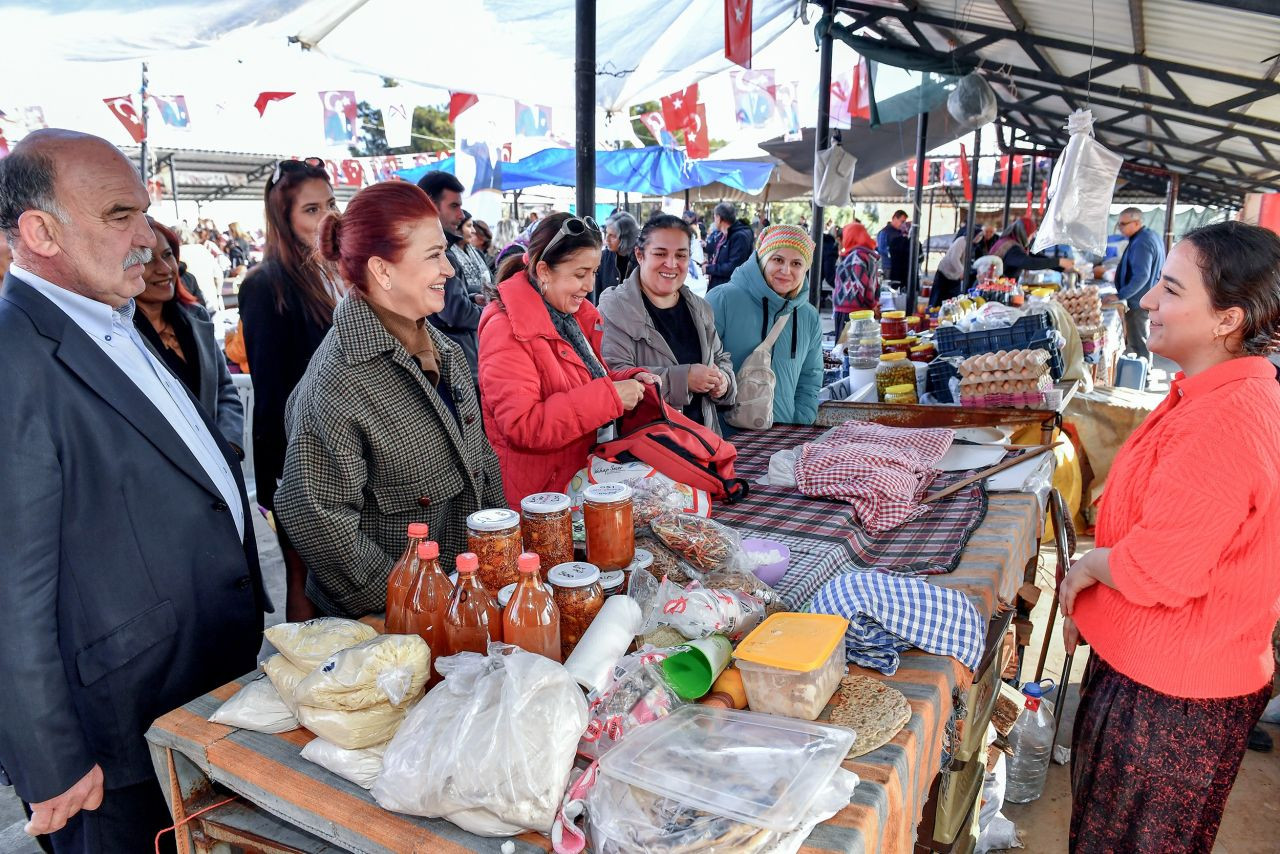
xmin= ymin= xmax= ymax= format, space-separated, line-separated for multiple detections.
xmin=1060 ymin=221 xmax=1280 ymax=852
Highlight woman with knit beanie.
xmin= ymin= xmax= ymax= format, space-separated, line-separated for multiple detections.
xmin=706 ymin=224 xmax=824 ymax=426
xmin=1058 ymin=221 xmax=1280 ymax=852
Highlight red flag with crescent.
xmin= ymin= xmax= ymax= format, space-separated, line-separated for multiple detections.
xmin=724 ymin=0 xmax=753 ymax=68
xmin=104 ymin=95 xmax=145 ymax=144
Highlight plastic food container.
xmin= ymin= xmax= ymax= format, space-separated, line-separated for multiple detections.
xmin=741 ymin=537 xmax=790 ymax=587
xmin=880 ymin=310 xmax=908 ymax=340
xmin=733 ymin=613 xmax=848 ymax=720
xmin=599 ymin=570 xmax=625 ymax=597
xmin=466 ymin=508 xmax=522 ymax=592
xmin=597 ymin=705 xmax=854 ymax=832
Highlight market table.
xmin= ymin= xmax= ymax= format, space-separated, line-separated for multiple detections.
xmin=146 ymin=426 xmax=1041 ymax=854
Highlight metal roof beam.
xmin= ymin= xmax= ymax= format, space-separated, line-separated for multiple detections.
xmin=1212 ymin=89 xmax=1273 ymax=111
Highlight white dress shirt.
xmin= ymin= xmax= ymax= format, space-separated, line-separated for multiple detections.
xmin=11 ymin=264 xmax=245 ymax=541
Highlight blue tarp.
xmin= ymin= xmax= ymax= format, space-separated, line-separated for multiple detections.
xmin=395 ymin=146 xmax=774 ymax=196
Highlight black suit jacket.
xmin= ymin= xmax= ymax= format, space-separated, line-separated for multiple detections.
xmin=0 ymin=273 xmax=266 ymax=802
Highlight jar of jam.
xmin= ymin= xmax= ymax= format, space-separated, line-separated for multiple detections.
xmin=520 ymin=492 xmax=574 ymax=573
xmin=599 ymin=570 xmax=625 ymax=598
xmin=882 ymin=337 xmax=912 ymax=355
xmin=880 ymin=310 xmax=908 ymax=340
xmin=467 ymin=508 xmax=523 ymax=593
xmin=876 ymin=352 xmax=916 ymax=401
xmin=583 ymin=483 xmax=635 ymax=571
xmin=548 ymin=561 xmax=605 ymax=660
xmin=908 ymin=342 xmax=936 ymax=363
xmin=884 ymin=383 xmax=918 ymax=405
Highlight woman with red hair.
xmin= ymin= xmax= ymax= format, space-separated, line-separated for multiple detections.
xmin=134 ymin=217 xmax=244 ymax=451
xmin=274 ymin=182 xmax=504 ymax=618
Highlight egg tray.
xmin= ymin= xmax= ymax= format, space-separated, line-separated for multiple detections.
xmin=959 ymin=391 xmax=1052 ymax=409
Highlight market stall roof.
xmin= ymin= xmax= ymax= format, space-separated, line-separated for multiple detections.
xmin=825 ymin=0 xmax=1280 ymax=207
xmin=125 ymin=148 xmax=364 ymax=203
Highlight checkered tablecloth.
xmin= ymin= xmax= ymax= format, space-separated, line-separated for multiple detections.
xmin=720 ymin=425 xmax=989 ymax=609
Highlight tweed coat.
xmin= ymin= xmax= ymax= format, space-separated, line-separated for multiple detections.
xmin=275 ymin=294 xmax=505 ymax=617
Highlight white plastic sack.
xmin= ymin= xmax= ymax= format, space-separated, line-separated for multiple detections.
xmin=294 ymin=634 xmax=430 ymax=711
xmin=209 ymin=673 xmax=299 ymax=733
xmin=1031 ymin=110 xmax=1123 ymax=257
xmin=814 ymin=143 xmax=856 ymax=208
xmin=947 ymin=73 xmax=997 ymax=130
xmin=264 ymin=617 xmax=377 ymax=671
xmin=299 ymin=738 xmax=386 ymax=790
xmin=297 ymin=701 xmax=410 ymax=750
xmin=262 ymin=654 xmax=309 ymax=717
xmin=372 ymin=645 xmax=589 ymax=836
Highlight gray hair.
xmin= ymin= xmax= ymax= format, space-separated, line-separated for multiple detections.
xmin=1119 ymin=207 xmax=1144 ymax=224
xmin=607 ymin=211 xmax=640 ymax=255
xmin=0 ymin=146 xmax=70 ymax=247
xmin=713 ymin=201 xmax=736 ymax=223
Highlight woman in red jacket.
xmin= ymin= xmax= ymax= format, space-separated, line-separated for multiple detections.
xmin=478 ymin=213 xmax=655 ymax=507
xmin=1059 ymin=221 xmax=1280 ymax=853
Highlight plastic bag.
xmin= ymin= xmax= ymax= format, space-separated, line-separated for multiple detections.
xmin=631 ymin=478 xmax=692 ymax=529
xmin=297 ymin=701 xmax=410 ymax=750
xmin=972 ymin=255 xmax=1003 ymax=282
xmin=263 ymin=617 xmax=377 ymax=671
xmin=947 ymin=73 xmax=997 ymax=129
xmin=579 ymin=647 xmax=684 ymax=760
xmin=209 ymin=673 xmax=299 ymax=733
xmin=586 ymin=766 xmax=858 ymax=854
xmin=299 ymin=738 xmax=386 ymax=790
xmin=263 ymin=654 xmax=309 ymax=717
xmin=1030 ymin=110 xmax=1123 ymax=257
xmin=295 ymin=634 xmax=430 ymax=711
xmin=638 ymin=576 xmax=766 ymax=641
xmin=372 ymin=645 xmax=589 ymax=836
xmin=650 ymin=513 xmax=749 ymax=575
xmin=814 ymin=143 xmax=856 ymax=208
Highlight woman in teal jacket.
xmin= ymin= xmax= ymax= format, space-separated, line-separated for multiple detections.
xmin=707 ymin=225 xmax=824 ymax=425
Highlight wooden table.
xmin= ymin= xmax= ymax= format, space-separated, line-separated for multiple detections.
xmin=146 ymin=471 xmax=1041 ymax=854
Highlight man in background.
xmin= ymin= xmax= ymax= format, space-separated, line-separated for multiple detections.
xmin=1114 ymin=207 xmax=1165 ymax=362
xmin=418 ymin=171 xmax=482 ymax=375
xmin=877 ymin=209 xmax=909 ymax=280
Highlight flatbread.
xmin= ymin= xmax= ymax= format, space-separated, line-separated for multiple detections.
xmin=828 ymin=674 xmax=912 ymax=759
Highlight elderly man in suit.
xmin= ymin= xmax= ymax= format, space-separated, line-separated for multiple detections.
xmin=0 ymin=129 xmax=267 ymax=852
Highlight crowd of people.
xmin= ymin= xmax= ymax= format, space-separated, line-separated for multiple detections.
xmin=1 ymin=128 xmax=1278 ymax=854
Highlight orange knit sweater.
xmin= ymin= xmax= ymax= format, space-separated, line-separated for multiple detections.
xmin=1073 ymin=356 xmax=1280 ymax=699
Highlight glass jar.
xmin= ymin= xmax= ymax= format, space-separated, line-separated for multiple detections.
xmin=520 ymin=492 xmax=574 ymax=573
xmin=884 ymin=383 xmax=918 ymax=405
xmin=876 ymin=352 xmax=916 ymax=401
xmin=848 ymin=310 xmax=881 ymax=370
xmin=905 ymin=316 xmax=921 ymax=338
xmin=882 ymin=337 xmax=912 ymax=355
xmin=467 ymin=508 xmax=523 ymax=593
xmin=880 ymin=310 xmax=908 ymax=340
xmin=583 ymin=483 xmax=635 ymax=571
xmin=599 ymin=570 xmax=625 ymax=598
xmin=549 ymin=561 xmax=605 ymax=660
xmin=908 ymin=342 xmax=936 ymax=363
xmin=503 ymin=553 xmax=561 ymax=662
xmin=624 ymin=548 xmax=653 ymax=590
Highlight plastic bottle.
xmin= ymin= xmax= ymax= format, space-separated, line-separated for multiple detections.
xmin=384 ymin=522 xmax=428 ymax=633
xmin=1005 ymin=679 xmax=1056 ymax=804
xmin=404 ymin=541 xmax=453 ymax=685
xmin=444 ymin=552 xmax=502 ymax=657
xmin=502 ymin=553 xmax=562 ymax=662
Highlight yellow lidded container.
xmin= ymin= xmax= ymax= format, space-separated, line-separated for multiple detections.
xmin=733 ymin=613 xmax=848 ymax=719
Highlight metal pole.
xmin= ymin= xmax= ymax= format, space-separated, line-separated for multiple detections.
xmin=1002 ymin=142 xmax=1017 ymax=229
xmin=924 ymin=187 xmax=935 ymax=274
xmin=167 ymin=155 xmax=180 ymax=220
xmin=574 ymin=0 xmax=596 ymax=222
xmin=961 ymin=130 xmax=981 ymax=289
xmin=684 ymin=188 xmax=690 ymax=212
xmin=139 ymin=62 xmax=150 ymax=189
xmin=810 ymin=0 xmax=836 ymax=309
xmin=906 ymin=111 xmax=929 ymax=315
xmin=1163 ymin=174 xmax=1180 ymax=251
xmin=1027 ymin=150 xmax=1039 ymax=220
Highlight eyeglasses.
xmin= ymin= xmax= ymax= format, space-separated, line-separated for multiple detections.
xmin=271 ymin=157 xmax=326 ymax=185
xmin=540 ymin=215 xmax=601 ymax=260
xmin=1117 ymin=220 xmax=1138 ymax=229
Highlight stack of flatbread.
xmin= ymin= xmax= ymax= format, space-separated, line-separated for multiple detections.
xmin=828 ymin=675 xmax=912 ymax=758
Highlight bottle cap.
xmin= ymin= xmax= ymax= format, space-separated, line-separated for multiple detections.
xmin=417 ymin=541 xmax=439 ymax=560
xmin=517 ymin=552 xmax=541 ymax=574
xmin=455 ymin=552 xmax=479 ymax=573
xmin=548 ymin=561 xmax=601 ymax=587
xmin=885 ymin=384 xmax=915 ymax=395
xmin=627 ymin=549 xmax=654 ymax=572
xmin=467 ymin=508 xmax=520 ymax=532
xmin=849 ymin=309 xmax=875 ymax=320
xmin=582 ymin=482 xmax=633 ymax=504
xmin=520 ymin=492 xmax=571 ymax=514
xmin=407 ymin=522 xmax=429 ymax=538
xmin=880 ymin=352 xmax=908 ymax=362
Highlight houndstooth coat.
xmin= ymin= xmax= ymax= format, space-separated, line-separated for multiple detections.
xmin=275 ymin=294 xmax=505 ymax=617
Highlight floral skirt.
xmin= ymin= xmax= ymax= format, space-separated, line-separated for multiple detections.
xmin=1069 ymin=654 xmax=1269 ymax=853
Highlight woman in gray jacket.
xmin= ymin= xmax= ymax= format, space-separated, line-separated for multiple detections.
xmin=600 ymin=215 xmax=737 ymax=434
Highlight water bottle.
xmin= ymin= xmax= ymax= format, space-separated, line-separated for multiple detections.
xmin=1004 ymin=679 xmax=1056 ymax=804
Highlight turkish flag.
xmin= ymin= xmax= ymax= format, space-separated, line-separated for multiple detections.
xmin=448 ymin=92 xmax=478 ymax=123
xmin=959 ymin=144 xmax=973 ymax=202
xmin=724 ymin=0 xmax=753 ymax=69
xmin=254 ymin=91 xmax=294 ymax=117
xmin=848 ymin=57 xmax=871 ymax=121
xmin=999 ymin=155 xmax=1025 ymax=186
xmin=906 ymin=157 xmax=931 ymax=187
xmin=685 ymin=104 xmax=710 ymax=159
xmin=341 ymin=159 xmax=366 ymax=187
xmin=103 ymin=95 xmax=145 ymax=144
xmin=661 ymin=84 xmax=699 ymax=133
xmin=639 ymin=111 xmax=674 ymax=147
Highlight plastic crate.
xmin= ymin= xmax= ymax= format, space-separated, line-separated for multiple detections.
xmin=934 ymin=313 xmax=1054 ymax=358
xmin=926 ymin=360 xmax=959 ymax=403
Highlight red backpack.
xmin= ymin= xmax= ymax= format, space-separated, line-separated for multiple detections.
xmin=594 ymin=379 xmax=750 ymax=504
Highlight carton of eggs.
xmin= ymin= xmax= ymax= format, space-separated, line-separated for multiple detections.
xmin=1054 ymin=285 xmax=1103 ymax=329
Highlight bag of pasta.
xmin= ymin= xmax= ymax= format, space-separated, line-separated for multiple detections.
xmin=650 ymin=513 xmax=749 ymax=576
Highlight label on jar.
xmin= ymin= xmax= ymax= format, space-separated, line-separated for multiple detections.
xmin=468 ymin=508 xmax=520 ymax=531
xmin=599 ymin=570 xmax=625 ymax=592
xmin=548 ymin=561 xmax=601 ymax=588
xmin=626 ymin=548 xmax=654 ymax=572
xmin=520 ymin=492 xmax=571 ymax=515
xmin=582 ymin=482 xmax=633 ymax=503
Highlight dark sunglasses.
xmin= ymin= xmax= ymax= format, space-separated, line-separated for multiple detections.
xmin=541 ymin=215 xmax=601 ymax=259
xmin=271 ymin=157 xmax=326 ymax=185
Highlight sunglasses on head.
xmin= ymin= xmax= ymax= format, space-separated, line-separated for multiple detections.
xmin=541 ymin=215 xmax=601 ymax=259
xmin=271 ymin=157 xmax=326 ymax=185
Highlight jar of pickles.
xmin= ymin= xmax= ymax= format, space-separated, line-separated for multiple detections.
xmin=520 ymin=492 xmax=574 ymax=572
xmin=582 ymin=483 xmax=635 ymax=571
xmin=880 ymin=310 xmax=908 ymax=340
xmin=466 ymin=508 xmax=523 ymax=593
xmin=905 ymin=316 xmax=921 ymax=337
xmin=548 ymin=561 xmax=605 ymax=659
xmin=875 ymin=352 xmax=916 ymax=401
xmin=884 ymin=383 xmax=918 ymax=404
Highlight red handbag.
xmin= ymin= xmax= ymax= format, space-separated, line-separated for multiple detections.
xmin=595 ymin=376 xmax=750 ymax=504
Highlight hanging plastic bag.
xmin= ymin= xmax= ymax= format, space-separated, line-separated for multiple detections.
xmin=209 ymin=673 xmax=299 ymax=734
xmin=947 ymin=73 xmax=997 ymax=130
xmin=814 ymin=142 xmax=856 ymax=207
xmin=372 ymin=645 xmax=589 ymax=836
xmin=1031 ymin=110 xmax=1123 ymax=257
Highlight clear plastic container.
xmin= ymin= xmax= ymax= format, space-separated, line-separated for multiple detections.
xmin=848 ymin=310 xmax=882 ymax=370
xmin=597 ymin=705 xmax=854 ymax=833
xmin=732 ymin=613 xmax=848 ymax=721
xmin=1006 ymin=679 xmax=1056 ymax=804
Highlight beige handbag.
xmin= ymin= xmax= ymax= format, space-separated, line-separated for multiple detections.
xmin=724 ymin=311 xmax=793 ymax=430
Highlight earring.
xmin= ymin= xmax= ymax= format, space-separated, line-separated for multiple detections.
xmin=381 ymin=279 xmax=393 ymax=291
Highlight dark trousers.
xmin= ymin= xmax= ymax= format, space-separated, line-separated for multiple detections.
xmin=40 ymin=779 xmax=176 ymax=854
xmin=1124 ymin=305 xmax=1151 ymax=361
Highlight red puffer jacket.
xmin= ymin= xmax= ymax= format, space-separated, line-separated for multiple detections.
xmin=478 ymin=272 xmax=627 ymax=508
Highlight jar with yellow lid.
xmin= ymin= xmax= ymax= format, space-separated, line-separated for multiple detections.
xmin=882 ymin=337 xmax=912 ymax=355
xmin=908 ymin=342 xmax=936 ymax=363
xmin=875 ymin=352 xmax=916 ymax=400
xmin=880 ymin=310 xmax=908 ymax=340
xmin=884 ymin=383 xmax=918 ymax=404
xmin=848 ymin=310 xmax=881 ymax=370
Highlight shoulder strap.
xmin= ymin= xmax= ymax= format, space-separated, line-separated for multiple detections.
xmin=761 ymin=310 xmax=793 ymax=348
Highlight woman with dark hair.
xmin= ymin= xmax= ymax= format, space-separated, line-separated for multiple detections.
xmin=989 ymin=216 xmax=1073 ymax=279
xmin=238 ymin=157 xmax=340 ymax=619
xmin=274 ymin=182 xmax=503 ymax=618
xmin=456 ymin=210 xmax=494 ymax=296
xmin=600 ymin=214 xmax=736 ymax=434
xmin=479 ymin=213 xmax=657 ymax=507
xmin=134 ymin=218 xmax=244 ymax=451
xmin=594 ymin=211 xmax=639 ymax=297
xmin=1059 ymin=220 xmax=1280 ymax=853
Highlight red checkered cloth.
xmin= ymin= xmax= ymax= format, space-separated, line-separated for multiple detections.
xmin=793 ymin=422 xmax=954 ymax=533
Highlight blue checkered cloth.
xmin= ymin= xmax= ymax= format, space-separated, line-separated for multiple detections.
xmin=808 ymin=571 xmax=985 ymax=675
